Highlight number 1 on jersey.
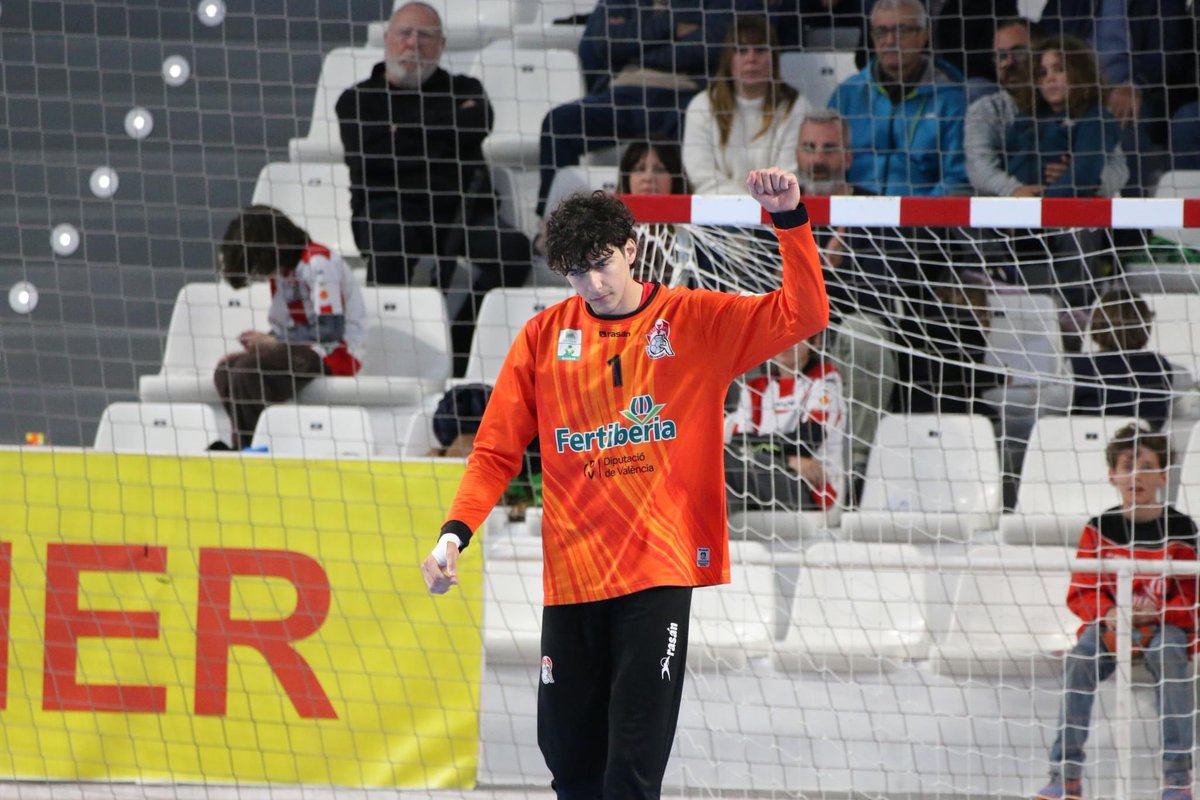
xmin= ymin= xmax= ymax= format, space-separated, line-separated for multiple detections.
xmin=607 ymin=353 xmax=623 ymax=388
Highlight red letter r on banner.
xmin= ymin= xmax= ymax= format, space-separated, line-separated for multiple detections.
xmin=194 ymin=548 xmax=336 ymax=719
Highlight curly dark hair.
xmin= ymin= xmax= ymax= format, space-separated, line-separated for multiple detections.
xmin=218 ymin=205 xmax=309 ymax=289
xmin=1106 ymin=422 xmax=1170 ymax=470
xmin=544 ymin=191 xmax=638 ymax=276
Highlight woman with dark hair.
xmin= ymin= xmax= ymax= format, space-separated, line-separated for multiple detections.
xmin=213 ymin=205 xmax=366 ymax=449
xmin=617 ymin=139 xmax=691 ymax=196
xmin=617 ymin=140 xmax=692 ymax=284
xmin=682 ymin=15 xmax=809 ymax=194
xmin=1004 ymin=35 xmax=1122 ymax=198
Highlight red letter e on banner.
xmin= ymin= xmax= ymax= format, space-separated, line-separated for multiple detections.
xmin=43 ymin=544 xmax=168 ymax=712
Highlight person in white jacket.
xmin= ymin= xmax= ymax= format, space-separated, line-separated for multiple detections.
xmin=683 ymin=15 xmax=810 ymax=194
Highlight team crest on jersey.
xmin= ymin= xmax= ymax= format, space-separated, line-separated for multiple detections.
xmin=557 ymin=329 xmax=582 ymax=361
xmin=645 ymin=318 xmax=675 ymax=359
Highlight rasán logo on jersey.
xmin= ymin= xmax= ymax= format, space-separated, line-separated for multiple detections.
xmin=553 ymin=394 xmax=678 ymax=453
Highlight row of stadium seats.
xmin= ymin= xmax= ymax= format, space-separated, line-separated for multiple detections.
xmin=482 ymin=535 xmax=1081 ymax=680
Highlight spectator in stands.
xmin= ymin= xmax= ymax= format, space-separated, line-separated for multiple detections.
xmin=1069 ymin=288 xmax=1193 ymax=430
xmin=725 ymin=332 xmax=846 ymax=512
xmin=535 ymin=0 xmax=734 ymax=217
xmin=1035 ymin=424 xmax=1197 ymax=800
xmin=682 ymin=15 xmax=810 ymax=195
xmin=1005 ymin=36 xmax=1123 ymax=199
xmin=336 ymin=2 xmax=532 ymax=375
xmin=969 ymin=33 xmax=1124 ymax=311
xmin=828 ymin=0 xmax=969 ymax=196
xmin=617 ymin=139 xmax=691 ymax=283
xmin=794 ymin=108 xmax=903 ymax=491
xmin=1036 ymin=0 xmax=1198 ymax=191
xmin=213 ymin=205 xmax=366 ymax=450
xmin=618 ymin=139 xmax=691 ymax=196
xmin=930 ymin=0 xmax=1020 ymax=88
xmin=893 ymin=274 xmax=1006 ymax=417
xmin=967 ymin=21 xmax=1130 ymax=199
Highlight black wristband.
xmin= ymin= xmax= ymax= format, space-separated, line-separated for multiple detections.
xmin=439 ymin=519 xmax=473 ymax=551
xmin=770 ymin=202 xmax=809 ymax=230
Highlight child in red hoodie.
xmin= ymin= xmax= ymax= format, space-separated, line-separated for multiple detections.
xmin=1036 ymin=424 xmax=1198 ymax=800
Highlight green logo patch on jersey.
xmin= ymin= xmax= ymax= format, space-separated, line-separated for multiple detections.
xmin=557 ymin=329 xmax=581 ymax=361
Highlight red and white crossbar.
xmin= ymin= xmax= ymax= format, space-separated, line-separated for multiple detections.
xmin=621 ymin=194 xmax=1200 ymax=228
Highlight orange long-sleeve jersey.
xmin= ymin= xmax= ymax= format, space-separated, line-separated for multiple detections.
xmin=443 ymin=205 xmax=828 ymax=605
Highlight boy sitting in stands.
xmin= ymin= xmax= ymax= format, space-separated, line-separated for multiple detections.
xmin=1069 ymin=288 xmax=1193 ymax=431
xmin=214 ymin=205 xmax=366 ymax=449
xmin=725 ymin=332 xmax=846 ymax=511
xmin=1036 ymin=424 xmax=1197 ymax=800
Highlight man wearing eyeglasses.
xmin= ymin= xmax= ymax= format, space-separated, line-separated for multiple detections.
xmin=826 ymin=0 xmax=969 ymax=197
xmin=965 ymin=17 xmax=1129 ymax=199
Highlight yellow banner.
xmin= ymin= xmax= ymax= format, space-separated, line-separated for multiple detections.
xmin=0 ymin=450 xmax=480 ymax=788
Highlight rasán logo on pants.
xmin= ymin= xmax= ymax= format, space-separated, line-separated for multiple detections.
xmin=553 ymin=394 xmax=678 ymax=454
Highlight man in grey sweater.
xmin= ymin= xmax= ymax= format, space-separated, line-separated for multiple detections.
xmin=965 ymin=17 xmax=1129 ymax=198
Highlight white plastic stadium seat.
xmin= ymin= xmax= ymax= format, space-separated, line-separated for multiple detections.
xmin=1000 ymin=415 xmax=1139 ymax=547
xmin=1152 ymin=170 xmax=1200 ymax=252
xmin=462 ymin=287 xmax=574 ymax=385
xmin=468 ymin=41 xmax=583 ymax=168
xmin=482 ymin=534 xmax=544 ymax=666
xmin=513 ymin=0 xmax=592 ymax=49
xmin=929 ymin=545 xmax=1076 ymax=679
xmin=250 ymin=405 xmax=378 ymax=459
xmin=543 ymin=165 xmax=618 ymax=216
xmin=93 ymin=402 xmax=230 ymax=454
xmin=288 ymin=46 xmax=382 ymax=163
xmin=298 ymin=287 xmax=450 ymax=406
xmin=779 ymin=51 xmax=858 ymax=108
xmin=1141 ymin=293 xmax=1200 ymax=377
xmin=985 ymin=291 xmax=1070 ymax=401
xmin=774 ymin=542 xmax=931 ymax=673
xmin=1171 ymin=419 xmax=1200 ymax=517
xmin=139 ymin=282 xmax=273 ymax=404
xmin=840 ymin=414 xmax=1002 ymax=543
xmin=687 ymin=541 xmax=775 ymax=671
xmin=250 ymin=162 xmax=359 ymax=260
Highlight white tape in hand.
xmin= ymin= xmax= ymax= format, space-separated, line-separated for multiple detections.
xmin=432 ymin=532 xmax=463 ymax=568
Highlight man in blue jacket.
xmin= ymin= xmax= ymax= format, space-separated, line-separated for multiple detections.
xmin=828 ymin=0 xmax=968 ymax=196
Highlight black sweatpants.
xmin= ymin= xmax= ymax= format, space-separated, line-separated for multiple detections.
xmin=537 ymin=585 xmax=693 ymax=800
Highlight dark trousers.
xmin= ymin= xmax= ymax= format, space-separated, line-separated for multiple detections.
xmin=213 ymin=343 xmax=326 ymax=449
xmin=538 ymin=585 xmax=693 ymax=800
xmin=353 ymin=201 xmax=532 ymax=376
xmin=537 ymin=86 xmax=695 ymax=216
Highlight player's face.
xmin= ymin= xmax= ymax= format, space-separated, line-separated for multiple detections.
xmin=1109 ymin=445 xmax=1167 ymax=517
xmin=384 ymin=5 xmax=444 ymax=87
xmin=566 ymin=238 xmax=641 ymax=316
xmin=870 ymin=6 xmax=927 ymax=82
xmin=795 ymin=122 xmax=851 ymax=188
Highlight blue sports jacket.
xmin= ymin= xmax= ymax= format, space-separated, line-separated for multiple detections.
xmin=829 ymin=57 xmax=969 ymax=196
